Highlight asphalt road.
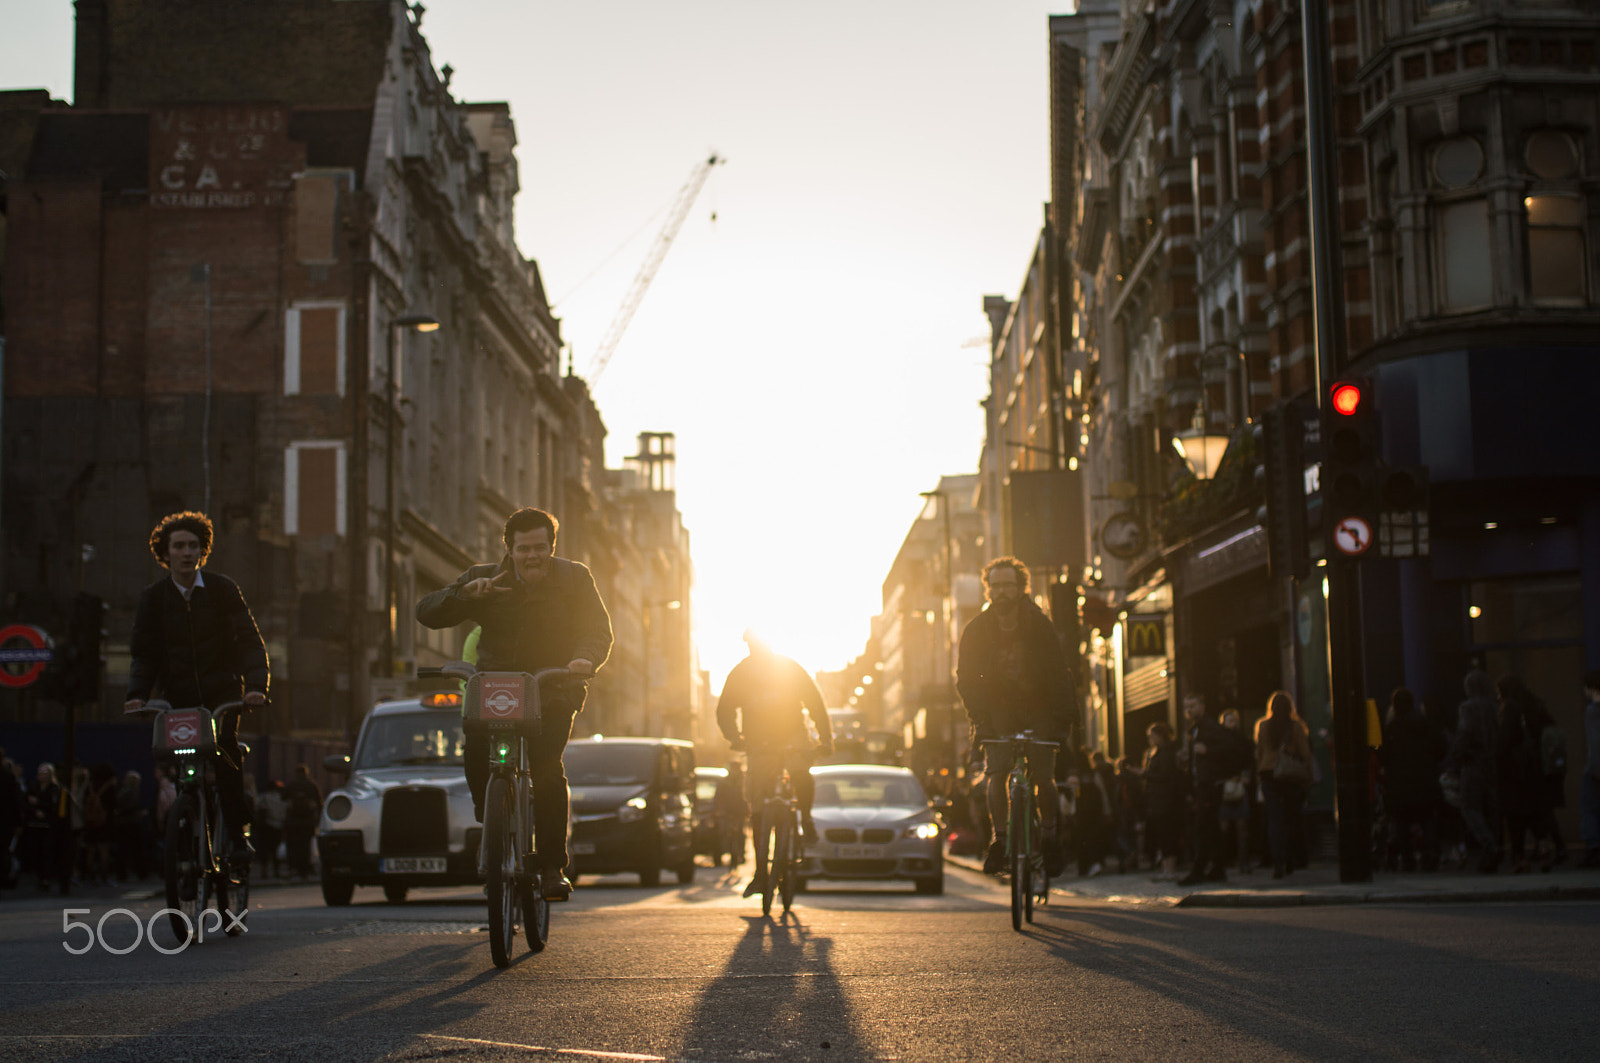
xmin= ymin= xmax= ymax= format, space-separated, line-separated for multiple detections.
xmin=0 ymin=862 xmax=1592 ymax=1062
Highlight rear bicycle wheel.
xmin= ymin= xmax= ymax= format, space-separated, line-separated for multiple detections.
xmin=778 ymin=808 xmax=798 ymax=913
xmin=165 ymin=793 xmax=201 ymax=944
xmin=485 ymin=776 xmax=519 ymax=968
xmin=1009 ymin=778 xmax=1027 ymax=932
xmin=759 ymin=802 xmax=780 ymax=917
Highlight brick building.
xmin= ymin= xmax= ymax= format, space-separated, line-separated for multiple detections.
xmin=0 ymin=0 xmax=637 ymax=738
xmin=1043 ymin=0 xmax=1600 ymax=849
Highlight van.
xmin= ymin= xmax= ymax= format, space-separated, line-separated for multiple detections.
xmin=566 ymin=737 xmax=696 ymax=886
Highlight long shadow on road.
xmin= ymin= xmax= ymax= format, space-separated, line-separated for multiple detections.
xmin=674 ymin=911 xmax=869 ymax=1063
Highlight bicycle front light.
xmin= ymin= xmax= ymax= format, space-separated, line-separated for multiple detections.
xmin=490 ymin=738 xmax=514 ymax=766
xmin=181 ymin=762 xmax=198 ymax=781
xmin=618 ymin=795 xmax=648 ymax=823
xmin=905 ymin=821 xmax=940 ymax=840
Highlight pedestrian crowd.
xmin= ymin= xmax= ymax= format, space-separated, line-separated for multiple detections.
xmin=0 ymin=746 xmax=326 ymax=894
xmin=939 ymin=665 xmax=1600 ymax=883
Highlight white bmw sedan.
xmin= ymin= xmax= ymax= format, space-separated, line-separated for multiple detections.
xmin=798 ymin=764 xmax=946 ymax=895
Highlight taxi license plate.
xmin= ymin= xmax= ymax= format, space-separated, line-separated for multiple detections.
xmin=571 ymin=842 xmax=597 ymax=855
xmin=835 ymin=845 xmax=884 ymax=859
xmin=380 ymin=857 xmax=446 ymax=873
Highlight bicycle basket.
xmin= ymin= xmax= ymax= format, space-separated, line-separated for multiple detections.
xmin=152 ymin=707 xmax=217 ymax=756
xmin=463 ymin=672 xmax=541 ymax=735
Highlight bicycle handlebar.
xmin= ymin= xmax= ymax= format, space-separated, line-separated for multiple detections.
xmin=980 ymin=732 xmax=1061 ymax=750
xmin=416 ymin=661 xmax=592 ymax=686
xmin=124 ymin=698 xmax=265 ymax=719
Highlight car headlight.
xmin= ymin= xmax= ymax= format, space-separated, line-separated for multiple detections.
xmin=325 ymin=795 xmax=353 ymax=822
xmin=905 ymin=821 xmax=940 ymax=840
xmin=618 ymin=795 xmax=649 ymax=823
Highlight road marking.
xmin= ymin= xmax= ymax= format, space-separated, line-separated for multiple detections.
xmin=421 ymin=1034 xmax=667 ymax=1060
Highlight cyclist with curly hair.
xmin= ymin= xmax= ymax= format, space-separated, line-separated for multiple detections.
xmin=124 ymin=511 xmax=270 ymax=866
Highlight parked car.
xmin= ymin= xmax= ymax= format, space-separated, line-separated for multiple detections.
xmin=315 ymin=692 xmax=480 ymax=906
xmin=692 ymin=766 xmax=727 ymax=863
xmin=566 ymin=737 xmax=697 ymax=886
xmin=798 ymin=764 xmax=945 ymax=894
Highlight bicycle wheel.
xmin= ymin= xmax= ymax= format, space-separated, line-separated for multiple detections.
xmin=1009 ymin=778 xmax=1027 ymax=932
xmin=165 ymin=793 xmax=202 ymax=944
xmin=522 ymin=871 xmax=549 ymax=953
xmin=778 ymin=808 xmax=798 ymax=913
xmin=484 ymin=776 xmax=519 ymax=968
xmin=759 ymin=801 xmax=780 ymax=917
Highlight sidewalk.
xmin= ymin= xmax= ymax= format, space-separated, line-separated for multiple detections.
xmin=0 ymin=871 xmax=314 ymax=910
xmin=945 ymin=850 xmax=1600 ymax=908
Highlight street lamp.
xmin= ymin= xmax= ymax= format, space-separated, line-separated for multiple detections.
xmin=919 ymin=489 xmax=955 ymax=711
xmin=642 ymin=598 xmax=681 ymax=737
xmin=382 ymin=313 xmax=440 ymax=684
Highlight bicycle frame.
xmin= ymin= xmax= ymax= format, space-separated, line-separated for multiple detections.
xmin=750 ymin=749 xmax=804 ymax=917
xmin=982 ymin=732 xmax=1058 ymax=930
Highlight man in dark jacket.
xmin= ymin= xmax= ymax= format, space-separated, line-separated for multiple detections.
xmin=124 ymin=512 xmax=269 ymax=864
xmin=1179 ymin=692 xmax=1246 ymax=886
xmin=957 ymin=557 xmax=1077 ymax=875
xmin=416 ymin=507 xmax=612 ymax=899
xmin=1450 ymin=669 xmax=1502 ymax=871
xmin=716 ymin=631 xmax=835 ymax=898
xmin=1381 ymin=687 xmax=1447 ymax=871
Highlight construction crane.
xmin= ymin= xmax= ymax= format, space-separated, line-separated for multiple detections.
xmin=585 ymin=152 xmax=725 ymax=383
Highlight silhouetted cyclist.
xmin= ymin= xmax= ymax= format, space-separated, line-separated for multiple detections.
xmin=716 ymin=631 xmax=834 ymax=898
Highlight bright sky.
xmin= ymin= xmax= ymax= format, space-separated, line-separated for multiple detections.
xmin=3 ymin=0 xmax=1071 ymax=688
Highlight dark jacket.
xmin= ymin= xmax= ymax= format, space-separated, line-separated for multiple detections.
xmin=716 ymin=652 xmax=833 ymax=753
xmin=415 ymin=556 xmax=613 ymax=703
xmin=127 ymin=572 xmax=269 ymax=707
xmin=1450 ymin=670 xmax=1498 ymax=772
xmin=956 ymin=599 xmax=1076 ymax=738
xmin=1381 ymin=709 xmax=1447 ymax=812
xmin=1141 ymin=743 xmax=1184 ymax=817
xmin=1187 ymin=716 xmax=1247 ymax=789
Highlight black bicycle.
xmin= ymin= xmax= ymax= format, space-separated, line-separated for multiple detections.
xmin=423 ymin=662 xmax=582 ymax=967
xmin=749 ymin=747 xmax=805 ymax=917
xmin=137 ymin=699 xmax=257 ymax=944
xmin=982 ymin=732 xmax=1058 ymax=931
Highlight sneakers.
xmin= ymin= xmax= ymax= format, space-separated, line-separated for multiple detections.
xmin=542 ymin=872 xmax=573 ymax=902
xmin=982 ymin=839 xmax=1008 ymax=875
xmin=742 ymin=872 xmax=768 ymax=898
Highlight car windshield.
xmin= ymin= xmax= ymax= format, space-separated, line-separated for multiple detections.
xmin=565 ymin=743 xmax=657 ymax=786
xmin=695 ymin=775 xmax=723 ymax=803
xmin=354 ymin=712 xmax=466 ymax=770
xmin=813 ymin=773 xmax=927 ymax=808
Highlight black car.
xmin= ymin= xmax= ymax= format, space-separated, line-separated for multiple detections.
xmin=692 ymin=766 xmax=727 ymax=863
xmin=566 ymin=737 xmax=696 ymax=886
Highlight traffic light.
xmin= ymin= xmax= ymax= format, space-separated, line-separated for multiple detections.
xmin=65 ymin=593 xmax=108 ymax=704
xmin=1254 ymin=404 xmax=1309 ymax=580
xmin=1322 ymin=378 xmax=1379 ymax=562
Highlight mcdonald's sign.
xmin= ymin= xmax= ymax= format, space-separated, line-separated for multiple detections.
xmin=1125 ymin=616 xmax=1166 ymax=658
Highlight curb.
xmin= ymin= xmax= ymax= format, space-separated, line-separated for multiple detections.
xmin=1175 ymin=884 xmax=1600 ymax=908
xmin=945 ymin=853 xmax=1600 ymax=908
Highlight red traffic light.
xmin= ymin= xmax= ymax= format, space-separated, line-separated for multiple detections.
xmin=1330 ymin=382 xmax=1364 ymax=417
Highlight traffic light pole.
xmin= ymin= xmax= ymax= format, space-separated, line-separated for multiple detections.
xmin=1301 ymin=0 xmax=1371 ymax=881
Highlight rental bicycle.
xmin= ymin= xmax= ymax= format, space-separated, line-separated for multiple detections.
xmin=136 ymin=699 xmax=258 ymax=945
xmin=982 ymin=731 xmax=1059 ymax=931
xmin=423 ymin=661 xmax=583 ymax=967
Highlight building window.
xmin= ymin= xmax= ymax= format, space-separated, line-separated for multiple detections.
xmin=1526 ymin=194 xmax=1587 ymax=305
xmin=294 ymin=173 xmax=341 ymax=265
xmin=285 ymin=441 xmax=347 ymax=537
xmin=285 ymin=302 xmax=346 ymax=396
xmin=1435 ymin=199 xmax=1493 ymax=311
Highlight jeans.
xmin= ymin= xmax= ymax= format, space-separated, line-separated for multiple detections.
xmin=1191 ymin=783 xmax=1224 ymax=874
xmin=1457 ymin=765 xmax=1499 ymax=857
xmin=1262 ymin=777 xmax=1305 ymax=871
xmin=1582 ymin=771 xmax=1600 ymax=853
xmin=464 ymin=704 xmax=578 ymax=871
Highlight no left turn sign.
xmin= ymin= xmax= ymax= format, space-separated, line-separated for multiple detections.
xmin=0 ymin=624 xmax=54 ymax=689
